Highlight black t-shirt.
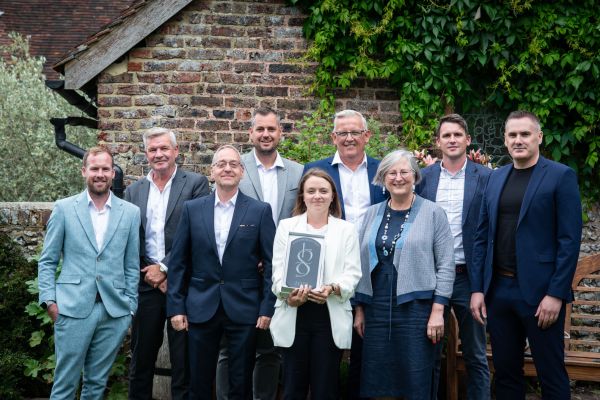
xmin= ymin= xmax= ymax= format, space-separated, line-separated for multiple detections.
xmin=493 ymin=165 xmax=535 ymax=273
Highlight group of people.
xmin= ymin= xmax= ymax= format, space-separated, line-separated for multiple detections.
xmin=38 ymin=107 xmax=583 ymax=400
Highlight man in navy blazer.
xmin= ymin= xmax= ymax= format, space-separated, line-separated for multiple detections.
xmin=416 ymin=114 xmax=491 ymax=400
xmin=304 ymin=109 xmax=386 ymax=399
xmin=303 ymin=109 xmax=386 ymax=225
xmin=470 ymin=111 xmax=582 ymax=399
xmin=167 ymin=145 xmax=276 ymax=400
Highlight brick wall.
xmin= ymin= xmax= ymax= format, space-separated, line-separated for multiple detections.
xmin=95 ymin=0 xmax=402 ymax=181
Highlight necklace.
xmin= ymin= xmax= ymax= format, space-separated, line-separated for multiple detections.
xmin=381 ymin=195 xmax=414 ymax=257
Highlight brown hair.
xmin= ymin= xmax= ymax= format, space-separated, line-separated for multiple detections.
xmin=434 ymin=113 xmax=469 ymax=138
xmin=292 ymin=168 xmax=342 ymax=218
xmin=82 ymin=146 xmax=114 ymax=167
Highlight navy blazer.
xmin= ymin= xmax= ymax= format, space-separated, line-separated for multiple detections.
xmin=416 ymin=159 xmax=492 ymax=270
xmin=304 ymin=155 xmax=386 ymax=219
xmin=166 ymin=191 xmax=276 ymax=324
xmin=470 ymin=156 xmax=582 ymax=305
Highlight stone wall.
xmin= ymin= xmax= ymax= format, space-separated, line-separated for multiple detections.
xmin=2 ymin=202 xmax=599 ymax=260
xmin=95 ymin=0 xmax=402 ymax=181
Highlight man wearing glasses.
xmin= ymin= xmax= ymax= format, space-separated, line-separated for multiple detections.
xmin=304 ymin=109 xmax=386 ymax=399
xmin=167 ymin=145 xmax=276 ymax=400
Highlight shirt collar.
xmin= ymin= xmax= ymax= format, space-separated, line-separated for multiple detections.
xmin=86 ymin=190 xmax=112 ymax=211
xmin=214 ymin=190 xmax=239 ymax=208
xmin=332 ymin=151 xmax=367 ymax=168
xmin=253 ymin=149 xmax=284 ymax=170
xmin=440 ymin=158 xmax=467 ymax=176
xmin=147 ymin=165 xmax=178 ymax=186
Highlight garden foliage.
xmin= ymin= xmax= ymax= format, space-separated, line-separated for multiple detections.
xmin=288 ymin=0 xmax=599 ymax=199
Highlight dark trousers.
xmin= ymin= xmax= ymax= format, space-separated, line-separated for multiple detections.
xmin=281 ymin=302 xmax=342 ymax=400
xmin=129 ymin=289 xmax=189 ymax=400
xmin=487 ymin=275 xmax=569 ymax=400
xmin=348 ymin=309 xmax=365 ymax=400
xmin=188 ymin=304 xmax=256 ymax=400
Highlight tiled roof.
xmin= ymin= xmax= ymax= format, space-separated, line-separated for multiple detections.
xmin=0 ymin=0 xmax=137 ymax=79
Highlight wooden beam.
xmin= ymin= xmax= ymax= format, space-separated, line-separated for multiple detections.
xmin=64 ymin=0 xmax=193 ymax=89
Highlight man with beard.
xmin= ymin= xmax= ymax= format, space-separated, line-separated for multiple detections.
xmin=167 ymin=145 xmax=276 ymax=400
xmin=216 ymin=108 xmax=303 ymax=400
xmin=126 ymin=128 xmax=209 ymax=400
xmin=38 ymin=146 xmax=140 ymax=399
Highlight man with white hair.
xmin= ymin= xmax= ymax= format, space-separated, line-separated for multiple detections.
xmin=126 ymin=127 xmax=209 ymax=400
xmin=304 ymin=109 xmax=386 ymax=398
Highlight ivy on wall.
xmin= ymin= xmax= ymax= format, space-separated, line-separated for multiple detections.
xmin=289 ymin=0 xmax=599 ymax=199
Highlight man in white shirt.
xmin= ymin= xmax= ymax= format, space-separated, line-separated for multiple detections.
xmin=217 ymin=108 xmax=303 ymax=400
xmin=167 ymin=145 xmax=276 ymax=400
xmin=38 ymin=147 xmax=140 ymax=399
xmin=416 ymin=114 xmax=492 ymax=399
xmin=125 ymin=128 xmax=209 ymax=400
xmin=303 ymin=109 xmax=387 ymax=399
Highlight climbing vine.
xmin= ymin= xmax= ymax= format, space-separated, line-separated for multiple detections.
xmin=288 ymin=0 xmax=599 ymax=199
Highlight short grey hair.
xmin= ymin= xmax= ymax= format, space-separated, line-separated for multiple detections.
xmin=143 ymin=127 xmax=177 ymax=148
xmin=211 ymin=144 xmax=243 ymax=167
xmin=333 ymin=109 xmax=368 ymax=132
xmin=372 ymin=149 xmax=422 ymax=186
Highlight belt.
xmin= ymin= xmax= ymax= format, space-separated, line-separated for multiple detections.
xmin=495 ymin=268 xmax=516 ymax=278
xmin=455 ymin=264 xmax=467 ymax=274
xmin=95 ymin=292 xmax=103 ymax=303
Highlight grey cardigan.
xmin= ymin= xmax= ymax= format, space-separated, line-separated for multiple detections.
xmin=355 ymin=195 xmax=455 ymax=305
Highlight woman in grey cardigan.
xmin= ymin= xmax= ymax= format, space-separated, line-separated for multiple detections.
xmin=353 ymin=149 xmax=455 ymax=399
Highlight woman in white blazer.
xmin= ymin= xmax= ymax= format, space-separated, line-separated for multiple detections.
xmin=270 ymin=168 xmax=362 ymax=400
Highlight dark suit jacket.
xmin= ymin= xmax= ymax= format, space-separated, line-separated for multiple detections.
xmin=166 ymin=191 xmax=277 ymax=324
xmin=471 ymin=156 xmax=582 ymax=305
xmin=416 ymin=159 xmax=492 ymax=270
xmin=124 ymin=168 xmax=209 ymax=291
xmin=303 ymin=155 xmax=386 ymax=219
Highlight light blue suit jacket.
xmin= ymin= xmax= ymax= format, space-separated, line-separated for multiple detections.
xmin=38 ymin=191 xmax=141 ymax=318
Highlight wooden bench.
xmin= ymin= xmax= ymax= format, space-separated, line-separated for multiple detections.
xmin=446 ymin=253 xmax=600 ymax=400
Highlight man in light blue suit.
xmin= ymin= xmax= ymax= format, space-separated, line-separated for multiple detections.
xmin=470 ymin=111 xmax=582 ymax=399
xmin=217 ymin=108 xmax=303 ymax=400
xmin=38 ymin=146 xmax=140 ymax=399
xmin=416 ymin=114 xmax=491 ymax=400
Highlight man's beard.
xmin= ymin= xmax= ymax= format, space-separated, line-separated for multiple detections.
xmin=88 ymin=180 xmax=112 ymax=196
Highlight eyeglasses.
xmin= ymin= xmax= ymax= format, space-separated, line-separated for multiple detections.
xmin=333 ymin=130 xmax=366 ymax=138
xmin=212 ymin=160 xmax=241 ymax=169
xmin=386 ymin=170 xmax=414 ymax=180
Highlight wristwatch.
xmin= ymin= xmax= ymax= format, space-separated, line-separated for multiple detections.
xmin=41 ymin=300 xmax=56 ymax=309
xmin=159 ymin=263 xmax=168 ymax=273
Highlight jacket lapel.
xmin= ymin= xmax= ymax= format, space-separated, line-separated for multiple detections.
xmin=137 ymin=179 xmax=150 ymax=233
xmin=462 ymin=161 xmax=477 ymax=226
xmin=517 ymin=157 xmax=548 ymax=227
xmin=203 ymin=193 xmax=219 ymax=259
xmin=276 ymin=163 xmax=289 ymax=222
xmin=490 ymin=165 xmax=512 ymax=233
xmin=367 ymin=156 xmax=379 ymax=204
xmin=426 ymin=163 xmax=442 ymax=202
xmin=226 ymin=193 xmax=249 ymax=249
xmin=165 ymin=169 xmax=185 ymax=223
xmin=74 ymin=192 xmax=99 ymax=253
xmin=100 ymin=196 xmax=124 ymax=254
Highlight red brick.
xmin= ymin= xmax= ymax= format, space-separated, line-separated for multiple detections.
xmin=196 ymin=120 xmax=231 ymax=131
xmin=191 ymin=96 xmax=223 ymax=107
xmin=130 ymin=49 xmax=152 ymax=59
xmin=173 ymin=72 xmax=202 ymax=83
xmin=98 ymin=96 xmax=132 ymax=107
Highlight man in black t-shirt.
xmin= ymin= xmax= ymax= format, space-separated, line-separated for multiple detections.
xmin=470 ymin=111 xmax=582 ymax=400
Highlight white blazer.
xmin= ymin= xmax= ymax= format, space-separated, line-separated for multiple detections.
xmin=270 ymin=213 xmax=362 ymax=349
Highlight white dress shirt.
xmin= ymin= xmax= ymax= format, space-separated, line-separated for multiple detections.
xmin=145 ymin=167 xmax=177 ymax=269
xmin=87 ymin=191 xmax=112 ymax=250
xmin=332 ymin=151 xmax=371 ymax=226
xmin=214 ymin=190 xmax=238 ymax=263
xmin=436 ymin=160 xmax=467 ymax=264
xmin=254 ymin=150 xmax=285 ymax=224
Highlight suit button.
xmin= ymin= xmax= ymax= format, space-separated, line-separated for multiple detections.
xmin=220 ymin=280 xmax=224 ymax=285
xmin=96 ymin=257 xmax=100 ymax=262
xmin=96 ymin=276 xmax=102 ymax=281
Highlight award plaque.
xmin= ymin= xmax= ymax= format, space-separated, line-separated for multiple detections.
xmin=280 ymin=232 xmax=325 ymax=296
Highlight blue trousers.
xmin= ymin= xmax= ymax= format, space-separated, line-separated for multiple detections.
xmin=50 ymin=302 xmax=130 ymax=400
xmin=487 ymin=275 xmax=569 ymax=400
